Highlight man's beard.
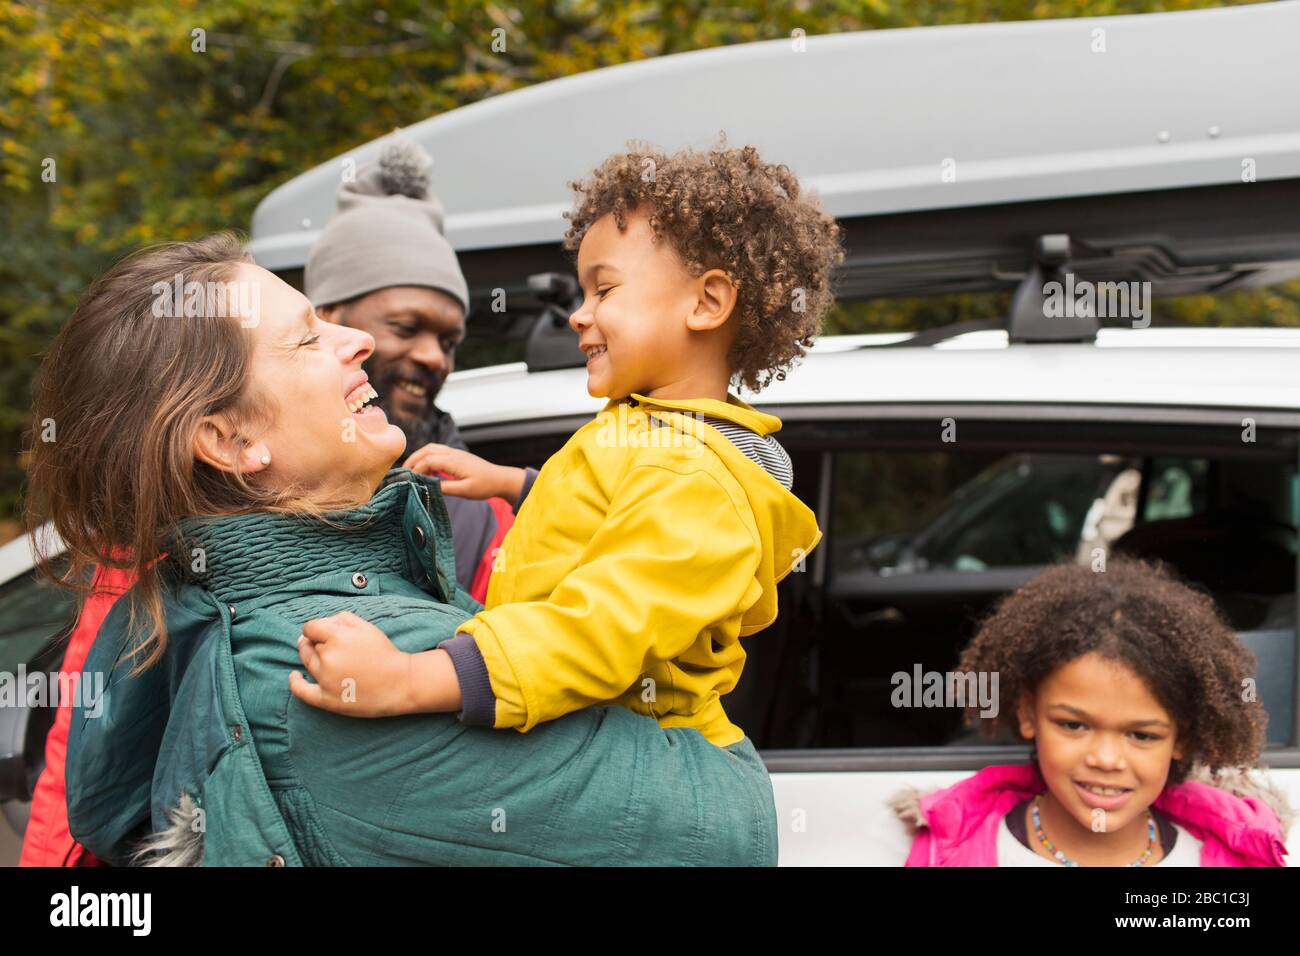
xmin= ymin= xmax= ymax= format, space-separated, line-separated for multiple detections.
xmin=363 ymin=356 xmax=445 ymax=456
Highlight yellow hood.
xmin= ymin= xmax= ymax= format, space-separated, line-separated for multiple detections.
xmin=614 ymin=390 xmax=823 ymax=634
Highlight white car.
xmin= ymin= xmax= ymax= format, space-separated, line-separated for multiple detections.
xmin=5 ymin=1 xmax=1300 ymax=864
xmin=435 ymin=325 xmax=1300 ymax=864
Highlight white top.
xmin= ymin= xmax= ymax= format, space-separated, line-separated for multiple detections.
xmin=997 ymin=811 xmax=1204 ymax=867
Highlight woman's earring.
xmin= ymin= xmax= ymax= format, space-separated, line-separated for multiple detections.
xmin=260 ymin=453 xmax=271 ymax=466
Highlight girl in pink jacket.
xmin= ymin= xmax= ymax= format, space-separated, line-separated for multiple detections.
xmin=894 ymin=558 xmax=1290 ymax=867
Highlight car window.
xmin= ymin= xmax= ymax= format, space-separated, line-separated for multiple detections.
xmin=1142 ymin=457 xmax=1209 ymax=522
xmin=1291 ymin=472 xmax=1300 ymax=529
xmin=0 ymin=569 xmax=77 ymax=679
xmin=832 ymin=452 xmax=1129 ymax=574
xmin=915 ymin=455 xmax=1128 ymax=567
xmin=758 ymin=435 xmax=1297 ymax=754
xmin=829 ymin=450 xmax=999 ymax=573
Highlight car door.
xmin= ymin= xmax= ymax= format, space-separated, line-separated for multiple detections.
xmin=0 ymin=546 xmax=78 ymax=862
xmin=754 ymin=403 xmax=1300 ymax=865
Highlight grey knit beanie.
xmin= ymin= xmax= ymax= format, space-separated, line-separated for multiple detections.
xmin=304 ymin=138 xmax=470 ymax=314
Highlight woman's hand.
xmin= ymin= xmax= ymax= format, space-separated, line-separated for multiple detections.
xmin=402 ymin=442 xmax=526 ymax=505
xmin=290 ymin=612 xmax=463 ymax=717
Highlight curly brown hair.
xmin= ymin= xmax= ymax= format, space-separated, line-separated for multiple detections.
xmin=958 ymin=558 xmax=1267 ymax=782
xmin=562 ymin=139 xmax=844 ymax=394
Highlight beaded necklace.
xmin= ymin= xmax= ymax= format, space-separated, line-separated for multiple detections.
xmin=1031 ymin=794 xmax=1157 ymax=867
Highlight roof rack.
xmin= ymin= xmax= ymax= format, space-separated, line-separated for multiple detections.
xmin=522 ymin=207 xmax=1288 ymax=368
xmin=871 ymin=235 xmax=1099 ymax=350
xmin=1007 ymin=235 xmax=1100 ymax=344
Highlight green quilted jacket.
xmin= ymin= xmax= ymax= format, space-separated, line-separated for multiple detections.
xmin=65 ymin=469 xmax=778 ymax=866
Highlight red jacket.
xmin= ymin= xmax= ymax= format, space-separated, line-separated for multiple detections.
xmin=18 ymin=565 xmax=135 ymax=867
xmin=20 ymin=486 xmax=517 ymax=867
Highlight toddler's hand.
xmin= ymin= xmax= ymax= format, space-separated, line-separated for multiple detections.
xmin=290 ymin=612 xmax=414 ymax=717
xmin=403 ymin=442 xmax=524 ymax=504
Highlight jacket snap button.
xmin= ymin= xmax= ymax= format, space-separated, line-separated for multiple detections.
xmin=228 ymin=605 xmax=237 ymax=620
xmin=352 ymin=572 xmax=368 ymax=589
xmin=231 ymin=724 xmax=242 ymax=742
xmin=412 ymin=526 xmax=426 ymax=549
xmin=267 ymin=854 xmax=285 ymax=867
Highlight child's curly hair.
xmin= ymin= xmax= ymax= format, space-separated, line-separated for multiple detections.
xmin=562 ymin=139 xmax=844 ymax=394
xmin=958 ymin=558 xmax=1267 ymax=782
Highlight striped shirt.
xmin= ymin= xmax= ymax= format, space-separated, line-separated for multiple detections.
xmin=699 ymin=415 xmax=794 ymax=490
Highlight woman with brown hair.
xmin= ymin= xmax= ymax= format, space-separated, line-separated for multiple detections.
xmin=28 ymin=232 xmax=776 ymax=866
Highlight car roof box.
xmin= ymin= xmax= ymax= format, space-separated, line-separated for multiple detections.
xmin=249 ymin=2 xmax=1299 ymax=264
xmin=245 ymin=3 xmax=1300 ymax=362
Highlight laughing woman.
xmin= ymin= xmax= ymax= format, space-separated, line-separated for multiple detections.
xmin=27 ymin=233 xmax=776 ymax=866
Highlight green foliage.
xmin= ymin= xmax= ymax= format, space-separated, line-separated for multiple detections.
xmin=0 ymin=0 xmax=1287 ymax=527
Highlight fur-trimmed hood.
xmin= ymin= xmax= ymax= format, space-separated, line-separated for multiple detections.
xmin=132 ymin=792 xmax=204 ymax=867
xmin=889 ymin=762 xmax=1291 ymax=867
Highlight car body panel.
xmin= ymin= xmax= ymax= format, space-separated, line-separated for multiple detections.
xmin=434 ymin=330 xmax=1300 ymax=432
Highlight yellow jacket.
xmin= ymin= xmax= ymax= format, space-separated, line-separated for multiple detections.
xmin=452 ymin=391 xmax=823 ymax=747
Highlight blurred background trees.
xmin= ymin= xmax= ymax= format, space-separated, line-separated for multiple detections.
xmin=0 ymin=0 xmax=1289 ymax=534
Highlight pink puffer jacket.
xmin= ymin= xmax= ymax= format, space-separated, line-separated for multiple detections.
xmin=895 ymin=763 xmax=1289 ymax=867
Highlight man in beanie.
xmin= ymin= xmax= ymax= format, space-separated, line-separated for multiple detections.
xmin=305 ymin=138 xmax=537 ymax=602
